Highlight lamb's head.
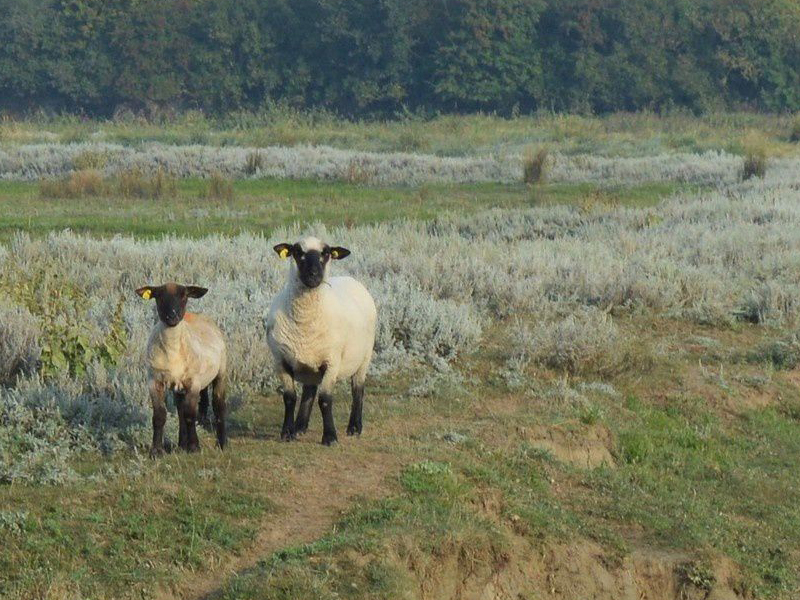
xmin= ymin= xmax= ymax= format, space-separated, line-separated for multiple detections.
xmin=135 ymin=282 xmax=208 ymax=327
xmin=273 ymin=236 xmax=350 ymax=289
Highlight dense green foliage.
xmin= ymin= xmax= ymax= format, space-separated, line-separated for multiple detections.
xmin=0 ymin=0 xmax=798 ymax=116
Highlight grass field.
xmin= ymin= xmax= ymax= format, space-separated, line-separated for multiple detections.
xmin=1 ymin=113 xmax=799 ymax=600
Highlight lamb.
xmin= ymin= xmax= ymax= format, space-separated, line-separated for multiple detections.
xmin=266 ymin=236 xmax=377 ymax=445
xmin=135 ymin=283 xmax=228 ymax=456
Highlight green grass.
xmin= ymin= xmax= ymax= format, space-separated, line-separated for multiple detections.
xmin=0 ymin=179 xmax=688 ymax=242
xmin=0 ymin=450 xmax=276 ymax=599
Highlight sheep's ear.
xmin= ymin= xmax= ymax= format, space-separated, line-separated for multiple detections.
xmin=186 ymin=286 xmax=208 ymax=299
xmin=273 ymin=243 xmax=293 ymax=259
xmin=329 ymin=246 xmax=351 ymax=260
xmin=136 ymin=286 xmax=155 ymax=300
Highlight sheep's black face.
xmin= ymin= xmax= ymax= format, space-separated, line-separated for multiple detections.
xmin=296 ymin=247 xmax=326 ymax=288
xmin=274 ymin=241 xmax=352 ymax=289
xmin=136 ymin=283 xmax=209 ymax=327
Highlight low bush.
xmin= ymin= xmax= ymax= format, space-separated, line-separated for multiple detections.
xmin=514 ymin=308 xmax=644 ymax=376
xmin=0 ymin=300 xmax=41 ymax=385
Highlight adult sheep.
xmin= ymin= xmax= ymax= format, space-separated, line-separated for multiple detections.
xmin=266 ymin=236 xmax=377 ymax=445
xmin=136 ymin=282 xmax=228 ymax=456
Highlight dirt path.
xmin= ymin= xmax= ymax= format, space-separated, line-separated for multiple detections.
xmin=154 ymin=427 xmax=406 ymax=600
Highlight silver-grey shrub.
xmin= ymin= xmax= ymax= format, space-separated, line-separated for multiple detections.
xmin=3 ymin=142 xmax=800 ymax=186
xmin=0 ymin=299 xmax=41 ymax=385
xmin=514 ymin=308 xmax=638 ymax=375
xmin=4 ymin=172 xmax=800 ymax=481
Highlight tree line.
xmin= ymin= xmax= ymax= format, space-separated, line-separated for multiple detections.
xmin=1 ymin=0 xmax=798 ymax=117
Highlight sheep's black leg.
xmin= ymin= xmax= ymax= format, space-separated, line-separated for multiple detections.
xmin=295 ymin=384 xmax=317 ymax=435
xmin=319 ymin=392 xmax=338 ymax=446
xmin=347 ymin=382 xmax=364 ymax=436
xmin=212 ymin=375 xmax=228 ymax=450
xmin=184 ymin=391 xmax=200 ymax=452
xmin=149 ymin=380 xmax=167 ymax=458
xmin=198 ymin=386 xmax=212 ymax=431
xmin=175 ymin=391 xmax=188 ymax=450
xmin=281 ymin=390 xmax=297 ymax=441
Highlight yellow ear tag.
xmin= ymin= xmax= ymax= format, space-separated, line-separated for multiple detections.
xmin=331 ymin=250 xmax=339 ymax=259
xmin=142 ymin=289 xmax=152 ymax=300
xmin=279 ymin=248 xmax=290 ymax=259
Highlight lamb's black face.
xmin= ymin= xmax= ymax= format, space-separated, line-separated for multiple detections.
xmin=136 ymin=283 xmax=209 ymax=327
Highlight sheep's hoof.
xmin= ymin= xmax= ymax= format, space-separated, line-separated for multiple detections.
xmin=187 ymin=444 xmax=200 ymax=453
xmin=294 ymin=424 xmax=308 ymax=436
xmin=321 ymin=435 xmax=338 ymax=446
xmin=149 ymin=446 xmax=165 ymax=459
xmin=199 ymin=416 xmax=213 ymax=432
xmin=280 ymin=431 xmax=296 ymax=442
xmin=346 ymin=426 xmax=361 ymax=437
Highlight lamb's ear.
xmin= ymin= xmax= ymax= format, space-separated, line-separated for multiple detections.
xmin=136 ymin=286 xmax=155 ymax=300
xmin=329 ymin=246 xmax=351 ymax=260
xmin=186 ymin=286 xmax=208 ymax=299
xmin=273 ymin=243 xmax=294 ymax=259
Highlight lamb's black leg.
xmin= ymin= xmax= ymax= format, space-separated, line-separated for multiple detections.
xmin=198 ymin=386 xmax=212 ymax=431
xmin=347 ymin=382 xmax=364 ymax=436
xmin=149 ymin=380 xmax=167 ymax=458
xmin=175 ymin=391 xmax=188 ymax=450
xmin=212 ymin=375 xmax=228 ymax=449
xmin=295 ymin=384 xmax=317 ymax=435
xmin=184 ymin=390 xmax=200 ymax=452
xmin=281 ymin=390 xmax=297 ymax=441
xmin=319 ymin=392 xmax=338 ymax=446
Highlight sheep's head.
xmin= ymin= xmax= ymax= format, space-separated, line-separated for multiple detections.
xmin=274 ymin=236 xmax=350 ymax=289
xmin=135 ymin=283 xmax=208 ymax=327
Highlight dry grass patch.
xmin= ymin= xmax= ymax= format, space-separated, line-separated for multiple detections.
xmin=200 ymin=172 xmax=235 ymax=201
xmin=117 ymin=168 xmax=176 ymax=199
xmin=523 ymin=147 xmax=549 ymax=185
xmin=39 ymin=169 xmax=107 ymax=198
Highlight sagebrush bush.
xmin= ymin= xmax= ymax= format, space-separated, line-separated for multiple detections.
xmin=514 ymin=308 xmax=643 ymax=376
xmin=72 ymin=149 xmax=111 ymax=170
xmin=6 ymin=142 xmax=796 ymax=186
xmin=523 ymin=148 xmax=548 ymax=184
xmin=0 ymin=300 xmax=41 ymax=385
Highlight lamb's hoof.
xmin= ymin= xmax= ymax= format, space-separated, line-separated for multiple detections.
xmin=149 ymin=446 xmax=165 ymax=459
xmin=294 ymin=425 xmax=308 ymax=436
xmin=280 ymin=431 xmax=296 ymax=442
xmin=346 ymin=424 xmax=362 ymax=436
xmin=321 ymin=435 xmax=338 ymax=446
